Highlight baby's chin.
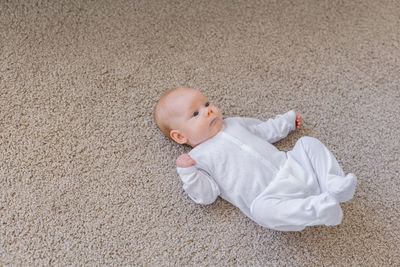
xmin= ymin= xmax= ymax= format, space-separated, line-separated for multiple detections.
xmin=213 ymin=118 xmax=223 ymax=134
xmin=192 ymin=122 xmax=223 ymax=147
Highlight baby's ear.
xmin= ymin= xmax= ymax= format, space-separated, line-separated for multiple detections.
xmin=170 ymin=130 xmax=187 ymax=144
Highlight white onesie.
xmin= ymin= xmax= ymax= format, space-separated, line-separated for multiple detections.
xmin=177 ymin=110 xmax=357 ymax=231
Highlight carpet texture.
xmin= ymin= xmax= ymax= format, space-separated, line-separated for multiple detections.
xmin=1 ymin=0 xmax=399 ymax=265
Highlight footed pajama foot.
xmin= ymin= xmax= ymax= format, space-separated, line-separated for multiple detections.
xmin=319 ymin=193 xmax=343 ymax=226
xmin=327 ymin=173 xmax=357 ymax=203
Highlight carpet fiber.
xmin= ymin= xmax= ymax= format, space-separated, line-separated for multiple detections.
xmin=1 ymin=0 xmax=399 ymax=265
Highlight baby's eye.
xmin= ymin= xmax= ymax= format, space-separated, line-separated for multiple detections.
xmin=193 ymin=111 xmax=199 ymax=117
xmin=205 ymin=102 xmax=210 ymax=107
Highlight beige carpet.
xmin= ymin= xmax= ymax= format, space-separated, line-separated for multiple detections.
xmin=1 ymin=0 xmax=399 ymax=265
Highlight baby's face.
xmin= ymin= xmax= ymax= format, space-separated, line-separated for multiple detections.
xmin=168 ymin=88 xmax=223 ymax=147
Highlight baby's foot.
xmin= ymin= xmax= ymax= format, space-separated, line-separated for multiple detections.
xmin=327 ymin=173 xmax=357 ymax=203
xmin=319 ymin=193 xmax=343 ymax=226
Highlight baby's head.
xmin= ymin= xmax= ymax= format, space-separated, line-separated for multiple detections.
xmin=154 ymin=87 xmax=223 ymax=147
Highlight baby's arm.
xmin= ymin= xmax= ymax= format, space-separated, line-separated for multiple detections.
xmin=176 ymin=154 xmax=220 ymax=205
xmin=241 ymin=110 xmax=299 ymax=143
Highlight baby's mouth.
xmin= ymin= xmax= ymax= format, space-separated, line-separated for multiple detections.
xmin=210 ymin=117 xmax=217 ymax=126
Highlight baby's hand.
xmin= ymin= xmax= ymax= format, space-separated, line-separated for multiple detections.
xmin=176 ymin=153 xmax=196 ymax=168
xmin=295 ymin=113 xmax=302 ymax=130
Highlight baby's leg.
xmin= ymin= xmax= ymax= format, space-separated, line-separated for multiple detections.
xmin=250 ymin=191 xmax=343 ymax=231
xmin=287 ymin=137 xmax=357 ymax=202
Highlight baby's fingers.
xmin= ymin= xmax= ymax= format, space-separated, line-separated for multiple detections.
xmin=176 ymin=154 xmax=196 ymax=167
xmin=295 ymin=114 xmax=302 ymax=129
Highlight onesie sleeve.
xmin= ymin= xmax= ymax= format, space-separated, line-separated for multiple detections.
xmin=177 ymin=166 xmax=220 ymax=205
xmin=240 ymin=110 xmax=296 ymax=143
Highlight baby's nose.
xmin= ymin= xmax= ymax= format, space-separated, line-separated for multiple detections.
xmin=205 ymin=107 xmax=213 ymax=116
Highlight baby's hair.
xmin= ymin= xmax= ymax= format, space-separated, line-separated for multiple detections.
xmin=154 ymin=87 xmax=189 ymax=139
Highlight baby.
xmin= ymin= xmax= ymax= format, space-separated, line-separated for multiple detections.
xmin=154 ymin=87 xmax=357 ymax=231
